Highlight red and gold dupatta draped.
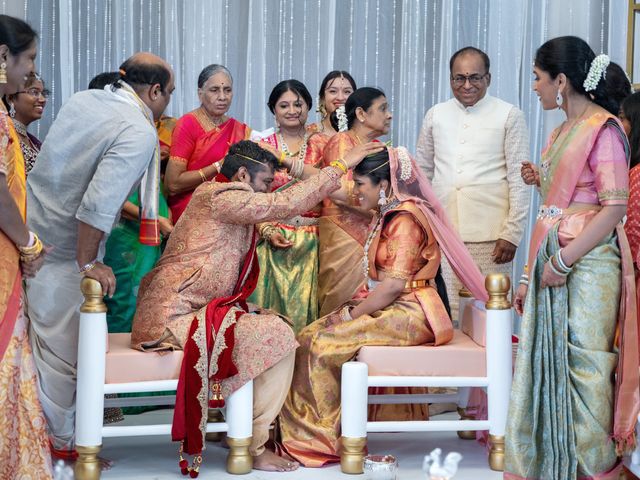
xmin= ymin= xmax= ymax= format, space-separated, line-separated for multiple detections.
xmin=0 ymin=113 xmax=26 ymax=362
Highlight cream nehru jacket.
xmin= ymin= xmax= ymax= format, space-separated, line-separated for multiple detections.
xmin=415 ymin=94 xmax=530 ymax=245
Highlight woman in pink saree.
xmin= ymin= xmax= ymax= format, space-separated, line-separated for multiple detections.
xmin=164 ymin=64 xmax=250 ymax=221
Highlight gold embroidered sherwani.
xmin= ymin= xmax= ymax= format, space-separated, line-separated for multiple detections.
xmin=131 ymin=167 xmax=343 ymax=455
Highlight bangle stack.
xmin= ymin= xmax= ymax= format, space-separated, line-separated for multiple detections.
xmin=519 ymin=273 xmax=529 ymax=286
xmin=548 ymin=249 xmax=572 ymax=277
xmin=213 ymin=161 xmax=223 ymax=173
xmin=329 ymin=158 xmax=348 ymax=174
xmin=288 ymin=159 xmax=304 ymax=179
xmin=259 ymin=224 xmax=278 ymax=242
xmin=18 ymin=232 xmax=43 ymax=262
xmin=198 ymin=169 xmax=207 ymax=183
xmin=339 ymin=305 xmax=353 ymax=322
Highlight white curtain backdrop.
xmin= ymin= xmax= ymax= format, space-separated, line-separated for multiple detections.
xmin=0 ymin=0 xmax=630 ymax=314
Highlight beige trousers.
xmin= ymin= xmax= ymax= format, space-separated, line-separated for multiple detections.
xmin=248 ymin=351 xmax=295 ymax=456
xmin=26 ymin=259 xmax=83 ymax=450
xmin=442 ymin=241 xmax=513 ymax=323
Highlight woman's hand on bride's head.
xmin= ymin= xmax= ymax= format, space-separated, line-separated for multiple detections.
xmin=343 ymin=142 xmax=385 ymax=169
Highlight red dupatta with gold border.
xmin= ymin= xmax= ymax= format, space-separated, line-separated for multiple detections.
xmin=528 ymin=112 xmax=639 ymax=453
xmin=0 ymin=111 xmax=26 ymax=362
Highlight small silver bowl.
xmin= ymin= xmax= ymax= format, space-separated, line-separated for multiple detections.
xmin=363 ymin=454 xmax=398 ymax=480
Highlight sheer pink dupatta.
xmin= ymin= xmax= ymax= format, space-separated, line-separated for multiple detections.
xmin=389 ymin=147 xmax=488 ymax=302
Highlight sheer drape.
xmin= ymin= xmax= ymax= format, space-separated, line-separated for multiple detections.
xmin=1 ymin=0 xmax=629 ymax=312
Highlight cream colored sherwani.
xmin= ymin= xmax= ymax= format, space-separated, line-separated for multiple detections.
xmin=415 ymin=94 xmax=529 ymax=318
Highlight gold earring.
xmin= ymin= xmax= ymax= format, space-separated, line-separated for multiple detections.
xmin=0 ymin=62 xmax=7 ymax=84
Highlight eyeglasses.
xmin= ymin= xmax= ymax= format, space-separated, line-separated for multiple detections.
xmin=451 ymin=74 xmax=488 ymax=87
xmin=17 ymin=88 xmax=50 ymax=99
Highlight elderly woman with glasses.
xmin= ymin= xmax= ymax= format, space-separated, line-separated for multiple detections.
xmin=4 ymin=72 xmax=48 ymax=174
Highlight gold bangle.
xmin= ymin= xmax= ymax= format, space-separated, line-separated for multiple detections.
xmin=198 ymin=169 xmax=207 ymax=183
xmin=330 ymin=160 xmax=348 ymax=174
xmin=19 ymin=233 xmax=43 ymax=261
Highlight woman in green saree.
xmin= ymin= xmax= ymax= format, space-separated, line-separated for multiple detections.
xmin=508 ymin=36 xmax=638 ymax=479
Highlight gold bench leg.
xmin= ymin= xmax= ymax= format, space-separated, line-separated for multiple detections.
xmin=456 ymin=407 xmax=476 ymax=440
xmin=226 ymin=436 xmax=253 ymax=474
xmin=74 ymin=445 xmax=102 ymax=480
xmin=340 ymin=436 xmax=366 ymax=474
xmin=489 ymin=434 xmax=505 ymax=471
xmin=205 ymin=408 xmax=226 ymax=442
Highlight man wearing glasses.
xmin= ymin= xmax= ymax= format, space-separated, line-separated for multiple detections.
xmin=415 ymin=46 xmax=530 ymax=320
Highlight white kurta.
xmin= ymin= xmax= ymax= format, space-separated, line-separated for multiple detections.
xmin=415 ymin=94 xmax=530 ymax=246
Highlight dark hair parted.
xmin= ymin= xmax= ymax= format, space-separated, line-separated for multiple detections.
xmin=319 ymin=70 xmax=357 ymax=100
xmin=623 ymin=92 xmax=640 ymax=169
xmin=221 ymin=140 xmax=279 ymax=180
xmin=0 ymin=15 xmax=37 ymax=55
xmin=116 ymin=57 xmax=171 ymax=94
xmin=449 ymin=46 xmax=490 ymax=73
xmin=353 ymin=148 xmax=390 ymax=185
xmin=267 ymin=79 xmax=313 ymax=114
xmin=198 ymin=64 xmax=232 ymax=89
xmin=329 ymin=86 xmax=386 ymax=131
xmin=88 ymin=71 xmax=120 ymax=90
xmin=535 ymin=36 xmax=632 ymax=115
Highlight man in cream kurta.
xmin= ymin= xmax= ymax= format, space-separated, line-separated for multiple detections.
xmin=416 ymin=46 xmax=530 ymax=320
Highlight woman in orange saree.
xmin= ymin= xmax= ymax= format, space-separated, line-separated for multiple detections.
xmin=164 ymin=64 xmax=250 ymax=221
xmin=0 ymin=14 xmax=52 ymax=478
xmin=318 ymin=87 xmax=391 ymax=316
xmin=277 ymin=147 xmax=487 ymax=467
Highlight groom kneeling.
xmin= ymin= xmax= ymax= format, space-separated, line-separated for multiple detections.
xmin=131 ymin=139 xmax=380 ymax=473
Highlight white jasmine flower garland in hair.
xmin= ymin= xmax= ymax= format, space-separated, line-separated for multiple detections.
xmin=336 ymin=105 xmax=348 ymax=132
xmin=583 ymin=54 xmax=610 ymax=92
xmin=397 ymin=146 xmax=413 ymax=181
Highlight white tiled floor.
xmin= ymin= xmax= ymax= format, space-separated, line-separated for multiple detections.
xmin=98 ymin=410 xmax=503 ymax=479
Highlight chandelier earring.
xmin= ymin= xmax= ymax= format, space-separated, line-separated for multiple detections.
xmin=378 ymin=188 xmax=387 ymax=207
xmin=555 ymin=90 xmax=563 ymax=108
xmin=0 ymin=62 xmax=6 ymax=84
xmin=9 ymin=102 xmax=15 ymax=118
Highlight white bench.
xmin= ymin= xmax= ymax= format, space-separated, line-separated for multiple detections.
xmin=74 ymin=277 xmax=254 ymax=479
xmin=340 ymin=273 xmax=512 ymax=474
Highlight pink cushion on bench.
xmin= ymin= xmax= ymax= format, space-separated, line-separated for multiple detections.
xmin=460 ymin=300 xmax=486 ymax=347
xmin=356 ymin=330 xmax=486 ymax=377
xmin=105 ymin=333 xmax=183 ymax=384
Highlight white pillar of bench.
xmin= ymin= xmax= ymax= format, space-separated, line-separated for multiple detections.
xmin=75 ymin=277 xmax=107 ymax=480
xmin=485 ymin=273 xmax=512 ymax=472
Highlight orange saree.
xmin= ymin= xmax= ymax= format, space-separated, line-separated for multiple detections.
xmin=168 ymin=108 xmax=250 ymax=221
xmin=278 ymin=201 xmax=450 ymax=467
xmin=0 ymin=108 xmax=53 ymax=478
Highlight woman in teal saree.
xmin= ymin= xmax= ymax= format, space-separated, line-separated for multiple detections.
xmin=508 ymin=36 xmax=638 ymax=480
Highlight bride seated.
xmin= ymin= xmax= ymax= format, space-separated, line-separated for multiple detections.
xmin=276 ymin=146 xmax=487 ymax=467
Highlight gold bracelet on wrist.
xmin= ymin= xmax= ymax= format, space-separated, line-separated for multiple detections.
xmin=330 ymin=160 xmax=348 ymax=174
xmin=19 ymin=233 xmax=43 ymax=262
xmin=198 ymin=169 xmax=207 ymax=183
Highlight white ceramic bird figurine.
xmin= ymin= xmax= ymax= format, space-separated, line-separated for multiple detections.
xmin=53 ymin=460 xmax=74 ymax=480
xmin=422 ymin=448 xmax=463 ymax=479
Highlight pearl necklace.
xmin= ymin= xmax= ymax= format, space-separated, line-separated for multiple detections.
xmin=361 ymin=199 xmax=400 ymax=280
xmin=278 ymin=131 xmax=309 ymax=160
